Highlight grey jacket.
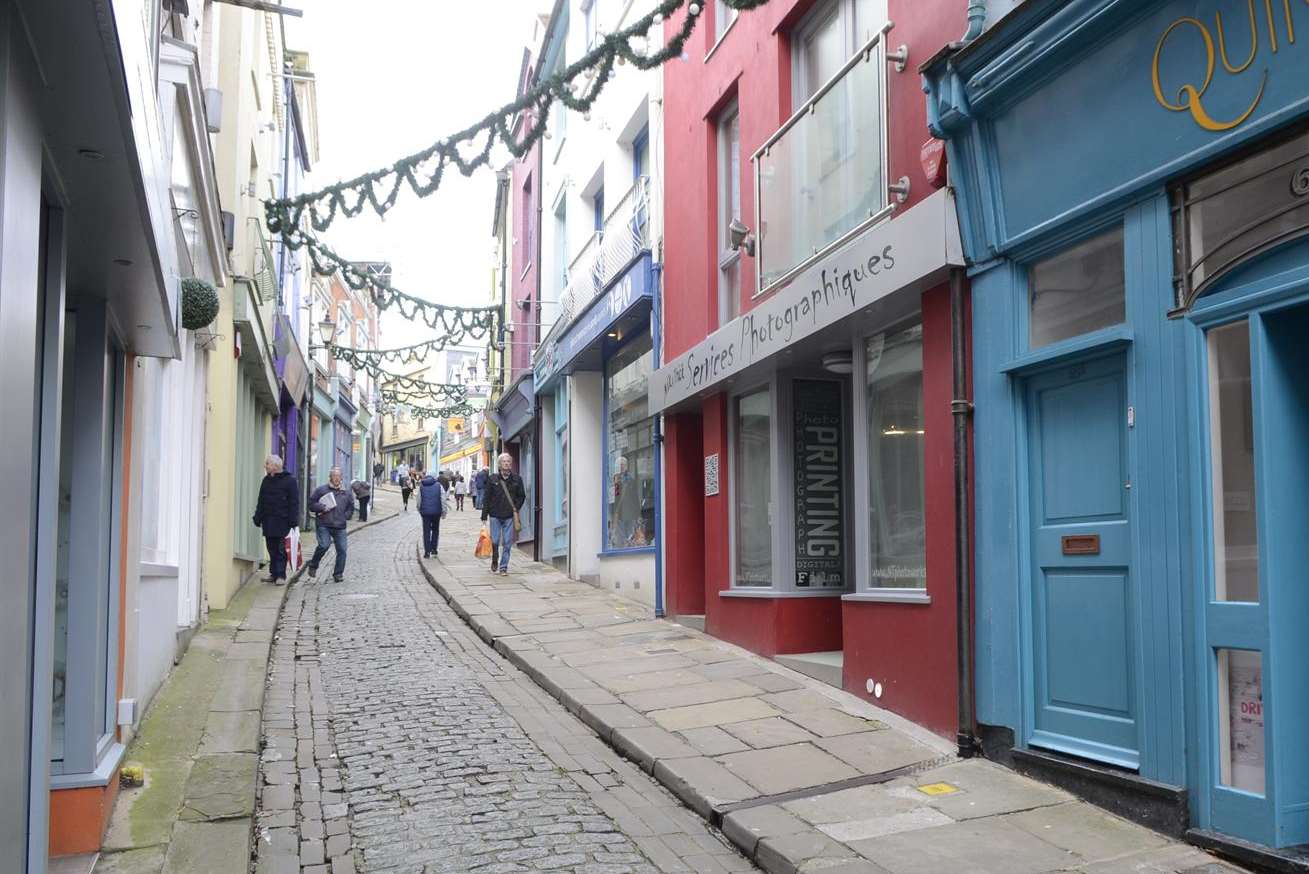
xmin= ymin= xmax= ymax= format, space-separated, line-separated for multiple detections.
xmin=309 ymin=484 xmax=356 ymax=530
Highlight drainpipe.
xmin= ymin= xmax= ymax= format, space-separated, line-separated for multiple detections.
xmin=962 ymin=0 xmax=987 ymax=42
xmin=951 ymin=266 xmax=978 ymax=758
xmin=652 ymin=260 xmax=665 ymax=619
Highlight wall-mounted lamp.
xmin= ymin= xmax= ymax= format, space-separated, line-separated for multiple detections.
xmin=821 ymin=350 xmax=853 ymax=374
xmin=316 ymin=317 xmax=337 ymax=347
xmin=728 ymin=219 xmax=756 ymax=257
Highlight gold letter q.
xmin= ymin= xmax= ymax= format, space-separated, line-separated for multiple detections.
xmin=1152 ymin=16 xmax=1267 ymax=132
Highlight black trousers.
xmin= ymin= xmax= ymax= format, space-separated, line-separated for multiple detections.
xmin=422 ymin=513 xmax=441 ymax=555
xmin=264 ymin=535 xmax=287 ymax=580
xmin=357 ymin=496 xmax=370 ymax=522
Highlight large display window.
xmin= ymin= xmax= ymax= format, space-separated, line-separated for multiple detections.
xmin=604 ymin=333 xmax=656 ymax=550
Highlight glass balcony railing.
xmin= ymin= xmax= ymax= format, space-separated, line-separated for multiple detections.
xmin=755 ymin=30 xmax=891 ymax=295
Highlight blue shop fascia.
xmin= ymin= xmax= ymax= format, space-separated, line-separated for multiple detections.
xmin=925 ymin=0 xmax=1309 ymax=862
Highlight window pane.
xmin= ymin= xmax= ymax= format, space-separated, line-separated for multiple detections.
xmin=715 ymin=0 xmax=737 ymax=41
xmin=1208 ymin=321 xmax=1259 ymax=602
xmin=719 ymin=255 xmax=740 ymax=326
xmin=866 ymin=326 xmax=926 ymax=588
xmin=1029 ymin=227 xmax=1126 ymax=349
xmin=735 ymin=389 xmax=773 ymax=586
xmin=606 ymin=335 xmax=655 ymax=549
xmin=1217 ymin=648 xmax=1265 ymax=795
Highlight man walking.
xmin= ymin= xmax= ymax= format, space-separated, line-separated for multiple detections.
xmin=253 ymin=454 xmax=299 ymax=585
xmin=454 ymin=473 xmax=468 ymax=511
xmin=473 ymin=466 xmax=489 ymax=511
xmin=372 ymin=461 xmax=384 ymax=485
xmin=481 ymin=453 xmax=526 ymax=575
xmin=351 ymin=478 xmax=372 ymax=522
xmin=418 ymin=470 xmax=445 ymax=558
xmin=307 ymin=467 xmax=355 ymax=582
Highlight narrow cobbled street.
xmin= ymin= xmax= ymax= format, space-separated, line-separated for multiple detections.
xmin=253 ymin=508 xmax=756 ymax=874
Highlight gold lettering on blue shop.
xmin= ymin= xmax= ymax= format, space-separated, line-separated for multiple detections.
xmin=1150 ymin=0 xmax=1302 ymax=131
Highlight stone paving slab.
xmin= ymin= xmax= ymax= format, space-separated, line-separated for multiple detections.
xmin=416 ymin=509 xmax=1252 ymax=874
xmin=97 ymin=575 xmax=291 ymax=873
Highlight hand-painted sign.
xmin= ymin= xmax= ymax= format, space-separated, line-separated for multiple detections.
xmin=650 ymin=189 xmax=962 ymax=412
xmin=793 ymin=380 xmax=844 ymax=588
xmin=1149 ymin=1 xmax=1301 ymax=132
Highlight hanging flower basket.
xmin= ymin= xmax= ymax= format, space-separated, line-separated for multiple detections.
xmin=181 ymin=277 xmax=220 ymax=331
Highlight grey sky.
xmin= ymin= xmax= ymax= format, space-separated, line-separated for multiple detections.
xmin=286 ymin=1 xmax=540 ymax=348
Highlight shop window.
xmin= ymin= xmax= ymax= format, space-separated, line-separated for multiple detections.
xmin=717 ymin=103 xmax=741 ymax=327
xmin=605 ymin=334 xmax=656 ymax=550
xmin=865 ymin=325 xmax=926 ymax=589
xmin=1217 ymin=648 xmax=1265 ymax=795
xmin=1028 ymin=226 xmax=1126 ymax=349
xmin=1207 ymin=321 xmax=1259 ymax=603
xmin=734 ymin=388 xmax=773 ymax=586
xmin=51 ymin=313 xmax=78 ymax=765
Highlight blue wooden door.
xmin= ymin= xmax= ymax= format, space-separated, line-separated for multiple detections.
xmin=1024 ymin=353 xmax=1139 ymax=768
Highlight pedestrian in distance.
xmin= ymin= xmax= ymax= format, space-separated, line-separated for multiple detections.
xmin=252 ymin=454 xmax=299 ymax=585
xmin=400 ymin=466 xmax=414 ymax=512
xmin=372 ymin=461 xmax=384 ymax=484
xmin=473 ymin=466 xmax=489 ymax=511
xmin=351 ymin=478 xmax=372 ymax=522
xmin=439 ymin=470 xmax=455 ymax=517
xmin=454 ymin=473 xmax=468 ymax=511
xmin=306 ymin=467 xmax=355 ymax=583
xmin=418 ymin=470 xmax=445 ymax=558
xmin=481 ymin=453 xmax=526 ymax=576
xmin=396 ymin=460 xmax=409 ymax=488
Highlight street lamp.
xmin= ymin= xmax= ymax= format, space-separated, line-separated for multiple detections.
xmin=316 ymin=316 xmax=337 ymax=348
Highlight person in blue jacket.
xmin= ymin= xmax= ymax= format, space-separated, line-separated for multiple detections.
xmin=417 ymin=469 xmax=445 ymax=558
xmin=306 ymin=467 xmax=355 ymax=582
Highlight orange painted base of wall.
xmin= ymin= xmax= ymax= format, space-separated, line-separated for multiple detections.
xmin=49 ymin=779 xmax=119 ymax=857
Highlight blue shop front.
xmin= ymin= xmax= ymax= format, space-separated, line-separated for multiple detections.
xmin=535 ymin=253 xmax=660 ymax=605
xmin=926 ymin=0 xmax=1309 ymax=861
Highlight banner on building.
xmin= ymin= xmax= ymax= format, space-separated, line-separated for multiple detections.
xmin=793 ymin=380 xmax=844 ymax=588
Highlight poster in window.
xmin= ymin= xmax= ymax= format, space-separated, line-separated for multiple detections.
xmin=793 ymin=380 xmax=844 ymax=587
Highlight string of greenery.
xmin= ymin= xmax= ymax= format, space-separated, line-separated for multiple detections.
xmin=264 ymin=0 xmax=771 ymax=334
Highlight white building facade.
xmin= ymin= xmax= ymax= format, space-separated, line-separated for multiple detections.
xmin=533 ymin=0 xmax=664 ymax=606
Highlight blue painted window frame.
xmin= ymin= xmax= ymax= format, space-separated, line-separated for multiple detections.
xmin=601 ymin=328 xmax=657 ymax=556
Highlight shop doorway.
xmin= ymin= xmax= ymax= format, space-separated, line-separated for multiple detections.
xmin=1200 ymin=302 xmax=1309 ymax=849
xmin=1022 ymin=352 xmax=1139 ymax=769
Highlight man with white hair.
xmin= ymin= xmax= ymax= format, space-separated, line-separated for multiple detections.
xmin=306 ymin=467 xmax=355 ymax=582
xmin=252 ymin=454 xmax=299 ymax=584
xmin=480 ymin=452 xmax=526 ymax=575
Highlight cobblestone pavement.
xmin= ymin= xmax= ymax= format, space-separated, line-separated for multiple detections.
xmin=254 ymin=512 xmax=757 ymax=874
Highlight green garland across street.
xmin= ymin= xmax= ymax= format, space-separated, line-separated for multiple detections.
xmin=263 ymin=0 xmax=772 ymax=341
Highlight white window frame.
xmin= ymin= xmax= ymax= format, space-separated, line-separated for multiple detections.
xmin=708 ymin=0 xmax=738 ymax=58
xmin=716 ymin=101 xmax=741 ymax=328
xmin=845 ymin=320 xmax=932 ymax=604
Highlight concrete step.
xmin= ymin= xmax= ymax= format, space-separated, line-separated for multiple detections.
xmin=671 ymin=614 xmax=705 ymax=632
xmin=774 ymin=650 xmax=844 ymax=689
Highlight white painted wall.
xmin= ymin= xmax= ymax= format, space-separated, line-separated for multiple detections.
xmin=568 ymin=371 xmax=604 ymax=583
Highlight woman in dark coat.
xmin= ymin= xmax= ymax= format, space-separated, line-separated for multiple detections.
xmin=253 ymin=454 xmax=300 ymax=584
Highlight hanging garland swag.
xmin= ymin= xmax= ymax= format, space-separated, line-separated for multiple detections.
xmin=263 ymin=0 xmax=771 ymax=338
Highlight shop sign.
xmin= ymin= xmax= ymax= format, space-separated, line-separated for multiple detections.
xmin=535 ymin=253 xmax=653 ymax=390
xmin=650 ymin=189 xmax=962 ymax=412
xmin=1151 ymin=1 xmax=1301 ymax=132
xmin=793 ymin=380 xmax=844 ymax=588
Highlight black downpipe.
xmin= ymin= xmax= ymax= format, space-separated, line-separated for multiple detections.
xmin=951 ymin=266 xmax=979 ymax=758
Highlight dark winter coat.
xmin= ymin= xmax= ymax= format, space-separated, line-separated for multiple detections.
xmin=481 ymin=472 xmax=526 ymax=521
xmin=253 ymin=471 xmax=300 ymax=538
xmin=418 ymin=475 xmax=445 ymax=516
xmin=309 ymin=483 xmax=355 ymax=530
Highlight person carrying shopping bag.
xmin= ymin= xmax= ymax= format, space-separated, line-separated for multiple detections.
xmin=418 ymin=471 xmax=445 ymax=557
xmin=480 ymin=452 xmax=526 ymax=575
